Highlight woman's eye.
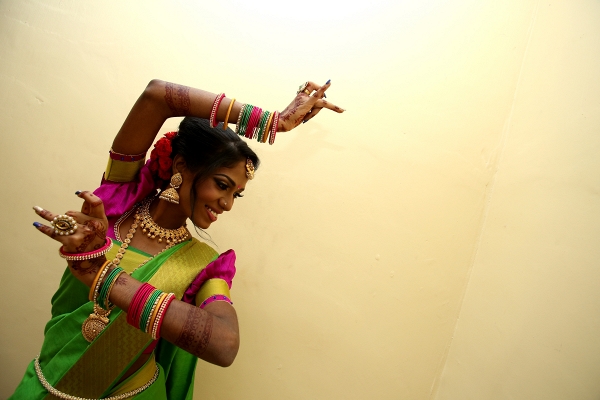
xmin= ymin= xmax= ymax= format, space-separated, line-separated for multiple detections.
xmin=216 ymin=181 xmax=228 ymax=190
xmin=234 ymin=193 xmax=244 ymax=199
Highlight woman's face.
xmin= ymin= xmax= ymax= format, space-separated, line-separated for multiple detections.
xmin=178 ymin=160 xmax=249 ymax=229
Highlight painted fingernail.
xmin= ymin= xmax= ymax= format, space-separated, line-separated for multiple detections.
xmin=33 ymin=206 xmax=43 ymax=212
xmin=302 ymin=120 xmax=308 ymax=124
xmin=33 ymin=222 xmax=42 ymax=228
xmin=326 ymin=79 xmax=331 ymax=85
xmin=75 ymin=191 xmax=82 ymax=195
xmin=323 ymin=93 xmax=327 ymax=98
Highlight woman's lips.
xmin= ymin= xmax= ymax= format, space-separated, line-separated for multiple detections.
xmin=206 ymin=206 xmax=218 ymax=222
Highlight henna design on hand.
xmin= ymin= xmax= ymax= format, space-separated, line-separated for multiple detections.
xmin=280 ymin=96 xmax=304 ymax=123
xmin=165 ymin=82 xmax=191 ymax=115
xmin=75 ymin=228 xmax=96 ymax=253
xmin=84 ymin=220 xmax=107 ymax=240
xmin=71 ymin=256 xmax=105 ymax=275
xmin=175 ymin=307 xmax=214 ymax=356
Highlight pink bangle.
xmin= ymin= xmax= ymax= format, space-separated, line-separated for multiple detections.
xmin=59 ymin=237 xmax=113 ymax=261
xmin=209 ymin=93 xmax=226 ymax=128
xmin=127 ymin=283 xmax=155 ymax=328
xmin=269 ymin=111 xmax=280 ymax=145
xmin=199 ymin=294 xmax=233 ymax=309
xmin=246 ymin=107 xmax=262 ymax=139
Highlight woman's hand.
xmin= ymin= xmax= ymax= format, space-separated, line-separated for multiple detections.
xmin=33 ymin=191 xmax=109 ymax=287
xmin=277 ymin=80 xmax=345 ymax=132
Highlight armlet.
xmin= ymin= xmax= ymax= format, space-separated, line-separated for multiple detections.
xmin=104 ymin=157 xmax=146 ymax=182
xmin=195 ymin=278 xmax=232 ymax=306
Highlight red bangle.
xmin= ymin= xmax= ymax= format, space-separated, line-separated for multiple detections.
xmin=245 ymin=107 xmax=262 ymax=139
xmin=127 ymin=283 xmax=155 ymax=328
xmin=209 ymin=93 xmax=226 ymax=128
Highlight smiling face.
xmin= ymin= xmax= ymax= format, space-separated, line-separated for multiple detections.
xmin=177 ymin=159 xmax=249 ymax=229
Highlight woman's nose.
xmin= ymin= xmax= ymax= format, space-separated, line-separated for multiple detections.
xmin=220 ymin=197 xmax=232 ymax=212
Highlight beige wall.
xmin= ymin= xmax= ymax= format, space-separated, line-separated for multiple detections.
xmin=435 ymin=2 xmax=600 ymax=399
xmin=0 ymin=1 xmax=598 ymax=399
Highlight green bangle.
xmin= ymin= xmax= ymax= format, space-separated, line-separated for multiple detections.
xmin=256 ymin=111 xmax=271 ymax=142
xmin=236 ymin=104 xmax=253 ymax=137
xmin=140 ymin=290 xmax=162 ymax=332
xmin=97 ymin=267 xmax=124 ymax=310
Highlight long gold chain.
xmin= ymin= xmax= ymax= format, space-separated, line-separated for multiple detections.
xmin=34 ymin=355 xmax=158 ymax=400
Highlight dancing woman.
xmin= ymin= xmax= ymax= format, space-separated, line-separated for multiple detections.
xmin=10 ymin=79 xmax=343 ymax=399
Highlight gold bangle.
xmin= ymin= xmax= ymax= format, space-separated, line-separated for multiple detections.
xmin=103 ymin=270 xmax=125 ymax=310
xmin=88 ymin=260 xmax=112 ymax=302
xmin=147 ymin=292 xmax=168 ymax=334
xmin=222 ymin=98 xmax=236 ymax=131
xmin=262 ymin=113 xmax=274 ymax=143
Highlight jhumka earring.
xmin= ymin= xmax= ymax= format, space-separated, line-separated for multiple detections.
xmin=159 ymin=173 xmax=183 ymax=204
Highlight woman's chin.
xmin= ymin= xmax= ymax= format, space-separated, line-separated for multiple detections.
xmin=192 ymin=219 xmax=211 ymax=230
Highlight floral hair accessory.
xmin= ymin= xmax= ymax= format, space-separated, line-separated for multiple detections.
xmin=149 ymin=131 xmax=177 ymax=183
xmin=245 ymin=158 xmax=255 ymax=180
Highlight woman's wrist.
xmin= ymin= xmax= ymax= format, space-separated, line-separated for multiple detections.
xmin=68 ymin=256 xmax=109 ymax=287
xmin=60 ymin=237 xmax=112 ymax=261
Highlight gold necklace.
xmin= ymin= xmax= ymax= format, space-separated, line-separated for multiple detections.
xmin=113 ymin=196 xmax=190 ymax=272
xmin=136 ymin=197 xmax=190 ymax=245
xmin=82 ymin=196 xmax=190 ymax=342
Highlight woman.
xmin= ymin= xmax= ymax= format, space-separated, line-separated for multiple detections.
xmin=11 ymin=79 xmax=343 ymax=399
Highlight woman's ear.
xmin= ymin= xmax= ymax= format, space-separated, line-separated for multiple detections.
xmin=172 ymin=154 xmax=187 ymax=175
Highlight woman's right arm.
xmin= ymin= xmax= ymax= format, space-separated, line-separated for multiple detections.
xmin=111 ymin=79 xmax=242 ymax=155
xmin=111 ymin=79 xmax=342 ymax=156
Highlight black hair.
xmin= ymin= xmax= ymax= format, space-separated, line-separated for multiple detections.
xmin=170 ymin=117 xmax=260 ymax=225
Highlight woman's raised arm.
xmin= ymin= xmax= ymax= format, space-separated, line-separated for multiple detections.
xmin=111 ymin=80 xmax=231 ymax=155
xmin=111 ymin=79 xmax=344 ymax=155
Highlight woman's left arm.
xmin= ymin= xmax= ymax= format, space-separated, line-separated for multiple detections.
xmin=107 ymin=273 xmax=240 ymax=367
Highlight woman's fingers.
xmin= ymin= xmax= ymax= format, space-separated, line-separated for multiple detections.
xmin=315 ymin=98 xmax=345 ymax=113
xmin=32 ymin=200 xmax=106 ymax=253
xmin=303 ymin=107 xmax=323 ymax=123
xmin=33 ymin=205 xmax=60 ymax=222
xmin=312 ymin=80 xmax=331 ymax=99
xmin=33 ymin=221 xmax=61 ymax=240
xmin=77 ymin=191 xmax=107 ymax=220
xmin=32 ymin=212 xmax=91 ymax=243
xmin=300 ymin=81 xmax=321 ymax=96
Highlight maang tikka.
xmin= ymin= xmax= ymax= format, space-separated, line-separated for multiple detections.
xmin=159 ymin=172 xmax=183 ymax=204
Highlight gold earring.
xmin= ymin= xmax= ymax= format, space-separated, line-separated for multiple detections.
xmin=159 ymin=173 xmax=183 ymax=204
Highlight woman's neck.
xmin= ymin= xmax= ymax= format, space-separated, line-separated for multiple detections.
xmin=148 ymin=196 xmax=187 ymax=229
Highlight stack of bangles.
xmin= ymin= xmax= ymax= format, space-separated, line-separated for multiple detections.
xmin=127 ymin=283 xmax=176 ymax=340
xmin=209 ymin=93 xmax=279 ymax=145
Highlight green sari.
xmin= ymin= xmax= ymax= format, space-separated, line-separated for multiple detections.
xmin=10 ymin=238 xmax=218 ymax=399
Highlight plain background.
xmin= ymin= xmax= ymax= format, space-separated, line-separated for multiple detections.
xmin=1 ymin=1 xmax=599 ymax=399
